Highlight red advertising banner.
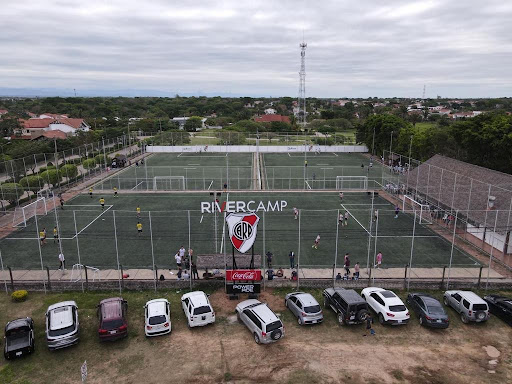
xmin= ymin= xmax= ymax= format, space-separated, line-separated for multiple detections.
xmin=226 ymin=269 xmax=261 ymax=281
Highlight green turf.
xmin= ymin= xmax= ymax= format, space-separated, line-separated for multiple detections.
xmin=96 ymin=153 xmax=254 ymax=191
xmin=1 ymin=191 xmax=480 ymax=270
xmin=262 ymin=152 xmax=385 ymax=190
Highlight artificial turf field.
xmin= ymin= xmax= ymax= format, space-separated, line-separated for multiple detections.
xmin=1 ymin=190 xmax=480 ymax=270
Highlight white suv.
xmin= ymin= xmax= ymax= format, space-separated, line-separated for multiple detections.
xmin=181 ymin=291 xmax=215 ymax=328
xmin=444 ymin=290 xmax=490 ymax=323
xmin=361 ymin=287 xmax=410 ymax=325
xmin=46 ymin=301 xmax=80 ymax=350
xmin=144 ymin=299 xmax=171 ymax=337
xmin=236 ymin=299 xmax=285 ymax=344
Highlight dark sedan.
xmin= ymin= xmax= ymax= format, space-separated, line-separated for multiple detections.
xmin=406 ymin=293 xmax=449 ymax=328
xmin=484 ymin=295 xmax=512 ymax=326
xmin=4 ymin=318 xmax=35 ymax=359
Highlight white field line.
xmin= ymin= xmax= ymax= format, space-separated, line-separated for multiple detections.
xmin=333 ymin=152 xmax=338 ymax=156
xmin=305 ymin=180 xmax=312 ymax=190
xmin=339 ymin=203 xmax=371 ymax=235
xmin=188 ymin=164 xmax=200 ymax=166
xmin=177 ymin=153 xmax=183 ymax=157
xmin=200 ymin=215 xmax=204 ymax=223
xmin=132 ymin=181 xmax=144 ymax=190
xmin=72 ymin=205 xmax=114 ymax=239
xmin=288 ymin=153 xmax=291 ymax=157
xmin=207 ymin=180 xmax=214 ymax=190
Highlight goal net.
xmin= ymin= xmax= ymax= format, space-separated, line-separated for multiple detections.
xmin=152 ymin=176 xmax=186 ymax=191
xmin=402 ymin=195 xmax=432 ymax=224
xmin=336 ymin=176 xmax=368 ymax=191
xmin=12 ymin=197 xmax=47 ymax=227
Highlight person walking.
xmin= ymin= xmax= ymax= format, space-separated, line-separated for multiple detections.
xmin=353 ymin=262 xmax=360 ymax=280
xmin=174 ymin=252 xmax=182 ymax=270
xmin=53 ymin=226 xmax=59 ymax=243
xmin=191 ymin=261 xmax=199 ymax=280
xmin=376 ymin=252 xmax=383 ymax=268
xmin=58 ymin=252 xmax=65 ymax=271
xmin=289 ymin=251 xmax=295 ymax=269
xmin=266 ymin=251 xmax=273 ymax=268
xmin=364 ymin=313 xmax=375 ymax=336
xmin=344 ymin=253 xmax=350 ymax=276
xmin=312 ymin=234 xmax=320 ymax=249
xmin=344 ymin=211 xmax=349 ymax=226
xmin=60 ymin=196 xmax=64 ymax=209
xmin=394 ymin=205 xmax=400 ymax=219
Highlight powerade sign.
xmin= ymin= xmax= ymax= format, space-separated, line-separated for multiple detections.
xmin=201 ymin=200 xmax=287 ymax=213
xmin=226 ymin=283 xmax=261 ymax=294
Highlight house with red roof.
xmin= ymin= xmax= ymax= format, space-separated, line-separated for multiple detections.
xmin=254 ymin=114 xmax=291 ymax=123
xmin=14 ymin=115 xmax=90 ymax=139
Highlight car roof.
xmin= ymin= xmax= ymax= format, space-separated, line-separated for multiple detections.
xmin=147 ymin=300 xmax=167 ymax=317
xmin=49 ymin=305 xmax=74 ymax=331
xmin=486 ymin=295 xmax=512 ymax=309
xmin=100 ymin=297 xmax=124 ymax=320
xmin=47 ymin=300 xmax=77 ymax=312
xmin=457 ymin=291 xmax=486 ymax=304
xmin=6 ymin=318 xmax=31 ymax=332
xmin=294 ymin=293 xmax=319 ymax=306
xmin=333 ymin=288 xmax=365 ymax=304
xmin=238 ymin=299 xmax=261 ymax=310
xmin=182 ymin=291 xmax=209 ymax=307
xmin=422 ymin=297 xmax=442 ymax=307
xmin=252 ymin=303 xmax=279 ymax=324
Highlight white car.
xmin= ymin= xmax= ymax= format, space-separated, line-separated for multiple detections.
xmin=181 ymin=291 xmax=215 ymax=328
xmin=361 ymin=287 xmax=410 ymax=325
xmin=144 ymin=299 xmax=171 ymax=337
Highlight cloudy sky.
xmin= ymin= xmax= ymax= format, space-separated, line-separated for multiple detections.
xmin=1 ymin=0 xmax=511 ymax=98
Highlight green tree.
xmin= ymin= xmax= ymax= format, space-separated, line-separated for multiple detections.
xmin=40 ymin=169 xmax=62 ymax=187
xmin=408 ymin=113 xmax=422 ymax=127
xmin=0 ymin=183 xmax=24 ymax=204
xmin=19 ymin=175 xmax=44 ymax=197
xmin=216 ymin=131 xmax=246 ymax=145
xmin=357 ymin=114 xmax=410 ymax=155
xmin=95 ymin=154 xmax=110 ymax=165
xmin=269 ymin=121 xmax=290 ymax=132
xmin=60 ymin=164 xmax=78 ymax=179
xmin=82 ymin=159 xmax=97 ymax=170
xmin=184 ymin=116 xmax=203 ymax=132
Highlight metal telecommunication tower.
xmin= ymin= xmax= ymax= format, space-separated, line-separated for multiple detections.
xmin=422 ymin=84 xmax=426 ymax=100
xmin=298 ymin=40 xmax=307 ymax=127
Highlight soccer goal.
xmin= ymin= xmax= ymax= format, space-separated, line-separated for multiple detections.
xmin=152 ymin=176 xmax=186 ymax=191
xmin=402 ymin=195 xmax=432 ymax=224
xmin=12 ymin=197 xmax=47 ymax=227
xmin=336 ymin=176 xmax=368 ymax=191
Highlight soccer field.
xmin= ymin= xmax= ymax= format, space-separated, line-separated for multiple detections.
xmin=0 ymin=190 xmax=480 ymax=271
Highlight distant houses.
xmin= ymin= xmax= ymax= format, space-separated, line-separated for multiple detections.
xmin=15 ymin=113 xmax=90 ymax=139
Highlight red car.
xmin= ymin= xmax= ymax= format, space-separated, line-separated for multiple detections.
xmin=97 ymin=298 xmax=128 ymax=341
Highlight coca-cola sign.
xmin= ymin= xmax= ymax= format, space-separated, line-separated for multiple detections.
xmin=226 ymin=269 xmax=262 ymax=281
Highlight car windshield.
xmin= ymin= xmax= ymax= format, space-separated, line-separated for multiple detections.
xmin=266 ymin=320 xmax=282 ymax=332
xmin=6 ymin=326 xmax=30 ymax=338
xmin=381 ymin=291 xmax=396 ymax=298
xmin=149 ymin=315 xmax=167 ymax=325
xmin=48 ymin=323 xmax=76 ymax=337
xmin=427 ymin=306 xmax=445 ymax=315
xmin=193 ymin=306 xmax=211 ymax=315
xmin=102 ymin=319 xmax=125 ymax=330
xmin=473 ymin=304 xmax=488 ymax=311
xmin=389 ymin=305 xmax=407 ymax=312
xmin=304 ymin=305 xmax=321 ymax=313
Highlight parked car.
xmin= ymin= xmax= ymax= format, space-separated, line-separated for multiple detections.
xmin=181 ymin=291 xmax=215 ymax=328
xmin=4 ymin=318 xmax=35 ymax=359
xmin=361 ymin=287 xmax=410 ymax=325
xmin=97 ymin=297 xmax=128 ymax=341
xmin=483 ymin=295 xmax=512 ymax=326
xmin=46 ymin=301 xmax=80 ymax=350
xmin=443 ymin=290 xmax=489 ymax=324
xmin=323 ymin=288 xmax=369 ymax=325
xmin=145 ymin=299 xmax=171 ymax=336
xmin=235 ymin=299 xmax=284 ymax=344
xmin=285 ymin=292 xmax=323 ymax=325
xmin=406 ymin=293 xmax=449 ymax=328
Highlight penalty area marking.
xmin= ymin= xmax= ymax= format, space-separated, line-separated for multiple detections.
xmin=339 ymin=203 xmax=370 ymax=235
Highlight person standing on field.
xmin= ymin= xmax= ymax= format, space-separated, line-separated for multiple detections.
xmin=99 ymin=197 xmax=105 ymax=210
xmin=289 ymin=251 xmax=295 ymax=269
xmin=293 ymin=207 xmax=299 ymax=220
xmin=58 ymin=252 xmax=65 ymax=271
xmin=344 ymin=211 xmax=349 ymax=226
xmin=89 ymin=187 xmax=93 ymax=198
xmin=137 ymin=221 xmax=142 ymax=236
xmin=376 ymin=252 xmax=383 ymax=268
xmin=394 ymin=205 xmax=400 ymax=219
xmin=53 ymin=226 xmax=59 ymax=243
xmin=136 ymin=205 xmax=141 ymax=219
xmin=312 ymin=234 xmax=320 ymax=249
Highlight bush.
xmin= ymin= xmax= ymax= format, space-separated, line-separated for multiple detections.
xmin=60 ymin=164 xmax=78 ymax=179
xmin=40 ymin=169 xmax=62 ymax=187
xmin=11 ymin=290 xmax=28 ymax=302
xmin=0 ymin=183 xmax=24 ymax=204
xmin=19 ymin=175 xmax=44 ymax=195
xmin=95 ymin=154 xmax=111 ymax=165
xmin=82 ymin=158 xmax=97 ymax=170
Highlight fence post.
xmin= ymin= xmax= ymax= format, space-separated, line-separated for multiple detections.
xmin=120 ymin=264 xmax=124 ymax=289
xmin=477 ymin=265 xmax=483 ymax=289
xmin=440 ymin=266 xmax=446 ymax=290
xmin=84 ymin=265 xmax=89 ymax=291
xmin=8 ymin=267 xmax=14 ymax=291
xmin=155 ymin=265 xmax=158 ymax=287
xmin=367 ymin=267 xmax=372 ymax=287
xmin=46 ymin=266 xmax=51 ymax=291
xmin=332 ymin=264 xmax=335 ymax=283
xmin=403 ymin=264 xmax=408 ymax=290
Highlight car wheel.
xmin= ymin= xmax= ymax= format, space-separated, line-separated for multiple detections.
xmin=285 ymin=300 xmax=288 ymax=308
xmin=253 ymin=333 xmax=261 ymax=344
xmin=337 ymin=313 xmax=344 ymax=325
xmin=460 ymin=313 xmax=469 ymax=324
xmin=419 ymin=316 xmax=424 ymax=326
xmin=378 ymin=313 xmax=385 ymax=325
xmin=475 ymin=311 xmax=486 ymax=321
xmin=357 ymin=309 xmax=369 ymax=323
xmin=443 ymin=296 xmax=449 ymax=306
xmin=298 ymin=317 xmax=303 ymax=325
xmin=237 ymin=312 xmax=242 ymax=323
xmin=323 ymin=297 xmax=328 ymax=308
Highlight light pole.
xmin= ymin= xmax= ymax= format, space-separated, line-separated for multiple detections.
xmin=372 ymin=126 xmax=376 ymax=155
xmin=389 ymin=131 xmax=393 ymax=159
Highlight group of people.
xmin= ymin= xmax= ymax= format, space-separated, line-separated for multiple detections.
xmin=173 ymin=245 xmax=199 ymax=280
xmin=335 ymin=251 xmax=384 ymax=281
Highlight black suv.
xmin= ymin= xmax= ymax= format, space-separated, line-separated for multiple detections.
xmin=484 ymin=295 xmax=512 ymax=326
xmin=323 ymin=288 xmax=369 ymax=325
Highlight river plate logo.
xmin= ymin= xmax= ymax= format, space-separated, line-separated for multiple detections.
xmin=226 ymin=213 xmax=260 ymax=253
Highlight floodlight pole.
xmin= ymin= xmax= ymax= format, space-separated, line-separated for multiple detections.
xmin=407 ymin=209 xmax=417 ymax=291
xmin=33 ymin=207 xmax=47 ymax=294
xmin=297 ymin=209 xmax=301 ymax=290
xmin=0 ymin=249 xmax=7 ymax=294
xmin=406 ymin=135 xmax=413 ymax=193
xmin=72 ymin=211 xmax=84 ymax=292
xmin=112 ymin=211 xmax=122 ymax=294
xmin=485 ymin=212 xmax=499 ymax=290
xmin=148 ymin=211 xmax=156 ymax=292
xmin=445 ymin=210 xmax=459 ymax=290
xmin=333 ymin=209 xmax=340 ymax=287
xmin=366 ymin=192 xmax=375 ymax=274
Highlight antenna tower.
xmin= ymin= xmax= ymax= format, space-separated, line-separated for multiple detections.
xmin=422 ymin=84 xmax=426 ymax=100
xmin=298 ymin=39 xmax=307 ymax=127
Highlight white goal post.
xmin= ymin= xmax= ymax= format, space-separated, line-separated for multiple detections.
xmin=12 ymin=197 xmax=47 ymax=227
xmin=336 ymin=176 xmax=368 ymax=191
xmin=402 ymin=195 xmax=432 ymax=224
xmin=152 ymin=176 xmax=186 ymax=191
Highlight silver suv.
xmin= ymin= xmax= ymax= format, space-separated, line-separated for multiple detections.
xmin=46 ymin=301 xmax=80 ymax=350
xmin=443 ymin=290 xmax=489 ymax=323
xmin=236 ymin=299 xmax=284 ymax=344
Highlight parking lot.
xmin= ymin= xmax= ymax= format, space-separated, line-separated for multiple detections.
xmin=1 ymin=288 xmax=511 ymax=384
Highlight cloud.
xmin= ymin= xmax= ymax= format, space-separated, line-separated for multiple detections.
xmin=0 ymin=0 xmax=511 ymax=97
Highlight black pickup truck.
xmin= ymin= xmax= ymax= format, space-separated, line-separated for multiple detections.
xmin=4 ymin=318 xmax=35 ymax=359
xmin=323 ymin=288 xmax=369 ymax=325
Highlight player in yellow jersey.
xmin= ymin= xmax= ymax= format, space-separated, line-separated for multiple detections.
xmin=113 ymin=187 xmax=118 ymax=197
xmin=89 ymin=187 xmax=93 ymax=198
xmin=137 ymin=222 xmax=142 ymax=236
xmin=100 ymin=197 xmax=105 ymax=210
xmin=53 ymin=226 xmax=59 ymax=243
xmin=39 ymin=230 xmax=46 ymax=245
xmin=136 ymin=205 xmax=141 ymax=219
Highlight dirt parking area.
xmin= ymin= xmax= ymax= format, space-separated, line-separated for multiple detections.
xmin=0 ymin=288 xmax=511 ymax=384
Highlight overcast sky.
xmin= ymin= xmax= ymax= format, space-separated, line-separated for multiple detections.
xmin=1 ymin=0 xmax=511 ymax=98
